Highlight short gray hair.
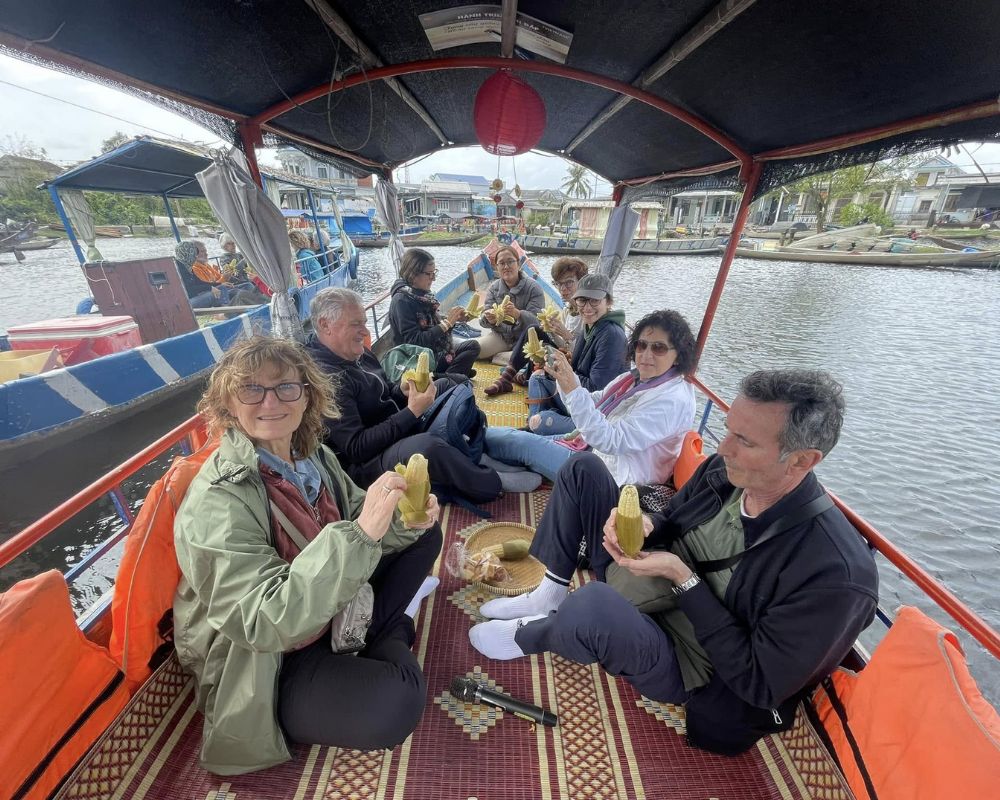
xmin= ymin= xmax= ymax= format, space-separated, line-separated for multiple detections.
xmin=738 ymin=369 xmax=845 ymax=457
xmin=310 ymin=287 xmax=364 ymax=324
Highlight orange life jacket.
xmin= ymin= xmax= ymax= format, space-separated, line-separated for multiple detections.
xmin=672 ymin=430 xmax=706 ymax=490
xmin=0 ymin=571 xmax=130 ymax=800
xmin=813 ymin=606 xmax=1000 ymax=800
xmin=108 ymin=439 xmax=218 ymax=693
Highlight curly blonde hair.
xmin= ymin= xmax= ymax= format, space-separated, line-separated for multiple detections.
xmin=198 ymin=336 xmax=339 ymax=458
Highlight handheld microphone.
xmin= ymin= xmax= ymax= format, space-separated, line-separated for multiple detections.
xmin=450 ymin=676 xmax=558 ymax=727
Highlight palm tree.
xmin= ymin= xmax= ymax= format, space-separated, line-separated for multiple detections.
xmin=561 ymin=165 xmax=592 ymax=199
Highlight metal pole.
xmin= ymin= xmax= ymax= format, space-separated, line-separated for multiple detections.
xmin=694 ymin=160 xmax=763 ymax=364
xmin=306 ymin=188 xmax=330 ymax=272
xmin=162 ymin=193 xmax=182 ymax=242
xmin=49 ymin=186 xmax=85 ymax=264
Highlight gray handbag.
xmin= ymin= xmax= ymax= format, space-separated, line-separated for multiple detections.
xmin=269 ymin=501 xmax=373 ymax=655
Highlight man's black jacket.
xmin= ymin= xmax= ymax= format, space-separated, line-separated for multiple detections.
xmin=646 ymin=454 xmax=879 ymax=754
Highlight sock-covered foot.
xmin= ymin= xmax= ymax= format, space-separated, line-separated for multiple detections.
xmin=405 ymin=575 xmax=439 ymax=618
xmin=479 ymin=574 xmax=568 ymax=620
xmin=469 ymin=614 xmax=544 ymax=660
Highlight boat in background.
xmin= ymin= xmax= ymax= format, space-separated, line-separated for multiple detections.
xmin=522 ymin=232 xmax=726 ymax=255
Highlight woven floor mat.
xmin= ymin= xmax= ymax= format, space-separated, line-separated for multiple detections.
xmin=474 ymin=361 xmax=531 ymax=429
xmin=57 ymin=490 xmax=853 ymax=800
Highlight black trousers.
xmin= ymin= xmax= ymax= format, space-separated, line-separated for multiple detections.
xmin=356 ymin=433 xmax=502 ymax=505
xmin=278 ymin=524 xmax=442 ymax=751
xmin=436 ymin=338 xmax=480 ymax=378
xmin=508 ymin=325 xmax=556 ymax=373
xmin=530 ymin=451 xmax=621 ymax=581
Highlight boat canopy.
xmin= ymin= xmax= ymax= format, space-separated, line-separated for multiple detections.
xmin=3 ymin=1 xmax=999 ymax=202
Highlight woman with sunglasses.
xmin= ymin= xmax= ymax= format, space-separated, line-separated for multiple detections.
xmin=477 ymin=245 xmax=546 ymax=360
xmin=174 ymin=336 xmax=442 ymax=774
xmin=388 ymin=248 xmax=480 ymax=379
xmin=484 ymin=256 xmax=588 ymax=396
xmin=525 ymin=273 xmax=627 ymax=435
xmin=481 ymin=310 xmax=697 ymax=485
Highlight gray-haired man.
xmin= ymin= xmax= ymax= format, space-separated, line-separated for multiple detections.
xmin=470 ymin=369 xmax=878 ymax=755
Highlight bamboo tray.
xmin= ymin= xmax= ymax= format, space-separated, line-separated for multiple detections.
xmin=465 ymin=522 xmax=545 ymax=596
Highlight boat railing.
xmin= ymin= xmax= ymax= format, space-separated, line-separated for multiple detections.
xmin=2 ymin=344 xmax=998 ymax=668
xmin=686 ymin=374 xmax=1000 ymax=662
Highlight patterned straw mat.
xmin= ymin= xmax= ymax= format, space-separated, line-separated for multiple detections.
xmin=56 ymin=488 xmax=853 ymax=800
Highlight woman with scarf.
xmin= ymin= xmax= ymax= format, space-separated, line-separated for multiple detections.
xmin=481 ymin=310 xmax=696 ymax=485
xmin=388 ymin=248 xmax=480 ymax=379
xmin=289 ymin=230 xmax=326 ymax=285
xmin=175 ymin=240 xmax=230 ymax=308
xmin=525 ymin=273 xmax=628 ymax=436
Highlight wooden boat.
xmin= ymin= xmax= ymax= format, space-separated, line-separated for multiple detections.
xmin=735 ymin=243 xmax=1000 ymax=267
xmin=403 ymin=231 xmax=483 ymax=246
xmin=7 ymin=238 xmax=58 ymax=251
xmin=1 ymin=3 xmax=999 ymax=799
xmin=353 ymin=231 xmax=424 ymax=247
xmin=522 ymin=233 xmax=726 ymax=255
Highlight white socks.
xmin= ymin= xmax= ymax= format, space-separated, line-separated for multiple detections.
xmin=479 ymin=574 xmax=569 ymax=620
xmin=405 ymin=576 xmax=439 ymax=619
xmin=469 ymin=614 xmax=544 ymax=660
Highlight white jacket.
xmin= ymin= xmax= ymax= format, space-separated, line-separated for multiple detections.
xmin=559 ymin=372 xmax=695 ymax=486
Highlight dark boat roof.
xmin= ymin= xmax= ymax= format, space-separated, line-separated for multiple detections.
xmin=4 ymin=1 xmax=1000 ymax=199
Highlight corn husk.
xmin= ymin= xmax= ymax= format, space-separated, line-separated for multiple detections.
xmin=521 ymin=326 xmax=547 ymax=364
xmin=401 ymin=351 xmax=431 ymax=392
xmin=537 ymin=302 xmax=561 ymax=333
xmin=617 ymin=485 xmax=644 ymax=557
xmin=393 ymin=453 xmax=430 ymax=525
xmin=477 ymin=538 xmax=530 ymax=561
xmin=489 ymin=301 xmax=516 ymax=325
xmin=465 ymin=293 xmax=483 ymax=316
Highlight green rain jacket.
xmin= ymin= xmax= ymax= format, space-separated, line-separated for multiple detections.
xmin=173 ymin=428 xmax=421 ymax=775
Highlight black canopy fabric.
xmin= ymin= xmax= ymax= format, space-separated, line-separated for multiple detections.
xmin=957 ymin=186 xmax=1000 ymax=209
xmin=4 ymin=0 xmax=1000 ymax=196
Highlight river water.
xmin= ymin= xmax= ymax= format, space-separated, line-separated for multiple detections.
xmin=2 ymin=237 xmax=999 ymax=702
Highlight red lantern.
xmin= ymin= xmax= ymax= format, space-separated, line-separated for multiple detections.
xmin=474 ymin=71 xmax=546 ymax=156
xmin=516 ymin=200 xmax=525 ymax=210
xmin=493 ymin=193 xmax=503 ymax=203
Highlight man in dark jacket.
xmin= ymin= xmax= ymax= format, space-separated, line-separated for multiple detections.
xmin=307 ymin=288 xmax=502 ymax=505
xmin=469 ymin=369 xmax=878 ymax=755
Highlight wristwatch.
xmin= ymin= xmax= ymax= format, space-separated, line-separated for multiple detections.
xmin=671 ymin=574 xmax=701 ymax=597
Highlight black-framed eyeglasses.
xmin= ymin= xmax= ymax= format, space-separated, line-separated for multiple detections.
xmin=576 ymin=296 xmax=604 ymax=307
xmin=236 ymin=382 xmax=309 ymax=405
xmin=496 ymin=258 xmax=518 ymax=267
xmin=635 ymin=340 xmax=674 ymax=355
xmin=555 ymin=278 xmax=578 ymax=289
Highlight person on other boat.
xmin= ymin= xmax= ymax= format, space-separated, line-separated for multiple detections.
xmin=484 ymin=256 xmax=588 ymax=396
xmin=469 ymin=369 xmax=879 ymax=756
xmin=290 ymin=230 xmax=326 ymax=284
xmin=306 ymin=288 xmax=505 ymax=503
xmin=218 ymin=233 xmax=270 ymax=304
xmin=476 ymin=245 xmax=546 ymax=360
xmin=173 ymin=336 xmax=442 ymax=775
xmin=388 ymin=247 xmax=480 ymax=380
xmin=524 ymin=273 xmax=628 ymax=436
xmin=482 ymin=309 xmax=696 ymax=483
xmin=175 ymin=240 xmax=230 ymax=308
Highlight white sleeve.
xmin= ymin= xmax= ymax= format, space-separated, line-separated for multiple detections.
xmin=562 ymin=381 xmax=693 ymax=456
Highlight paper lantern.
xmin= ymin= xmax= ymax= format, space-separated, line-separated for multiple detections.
xmin=493 ymin=193 xmax=503 ymax=203
xmin=474 ymin=71 xmax=546 ymax=156
xmin=490 ymin=177 xmax=504 ymax=192
xmin=516 ymin=200 xmax=525 ymax=210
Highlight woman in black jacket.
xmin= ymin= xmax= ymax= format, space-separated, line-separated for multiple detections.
xmin=388 ymin=248 xmax=480 ymax=379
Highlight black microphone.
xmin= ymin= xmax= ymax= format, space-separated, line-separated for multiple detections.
xmin=450 ymin=676 xmax=557 ymax=727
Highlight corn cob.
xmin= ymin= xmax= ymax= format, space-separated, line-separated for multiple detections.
xmin=393 ymin=453 xmax=430 ymax=525
xmin=521 ymin=326 xmax=547 ymax=364
xmin=488 ymin=301 xmax=516 ymax=325
xmin=616 ymin=485 xmax=644 ymax=557
xmin=401 ymin=351 xmax=431 ymax=392
xmin=465 ymin=293 xmax=483 ymax=316
xmin=537 ymin=302 xmax=561 ymax=333
xmin=476 ymin=538 xmax=530 ymax=561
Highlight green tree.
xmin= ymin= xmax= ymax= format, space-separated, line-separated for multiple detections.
xmin=100 ymin=131 xmax=132 ymax=153
xmin=838 ymin=202 xmax=895 ymax=230
xmin=561 ymin=164 xmax=592 ymax=199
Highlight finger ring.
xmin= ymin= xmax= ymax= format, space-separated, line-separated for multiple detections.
xmin=382 ymin=485 xmax=392 ymax=495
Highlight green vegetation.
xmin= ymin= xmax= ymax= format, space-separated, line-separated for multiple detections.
xmin=561 ymin=165 xmax=594 ymax=199
xmin=838 ymin=202 xmax=895 ymax=230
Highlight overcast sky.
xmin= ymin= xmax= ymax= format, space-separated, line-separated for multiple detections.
xmin=2 ymin=51 xmax=999 ymax=190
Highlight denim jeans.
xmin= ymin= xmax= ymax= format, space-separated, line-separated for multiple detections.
xmin=527 ymin=373 xmax=575 ymax=434
xmin=189 ymin=290 xmax=218 ymax=309
xmin=483 ymin=427 xmax=573 ymax=481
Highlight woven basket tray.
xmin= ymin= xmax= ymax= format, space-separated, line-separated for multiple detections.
xmin=465 ymin=522 xmax=545 ymax=596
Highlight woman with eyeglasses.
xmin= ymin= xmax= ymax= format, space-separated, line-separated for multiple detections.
xmin=476 ymin=245 xmax=547 ymax=360
xmin=173 ymin=336 xmax=442 ymax=774
xmin=388 ymin=248 xmax=480 ymax=379
xmin=524 ymin=273 xmax=627 ymax=435
xmin=481 ymin=310 xmax=697 ymax=485
xmin=484 ymin=256 xmax=588 ymax=396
